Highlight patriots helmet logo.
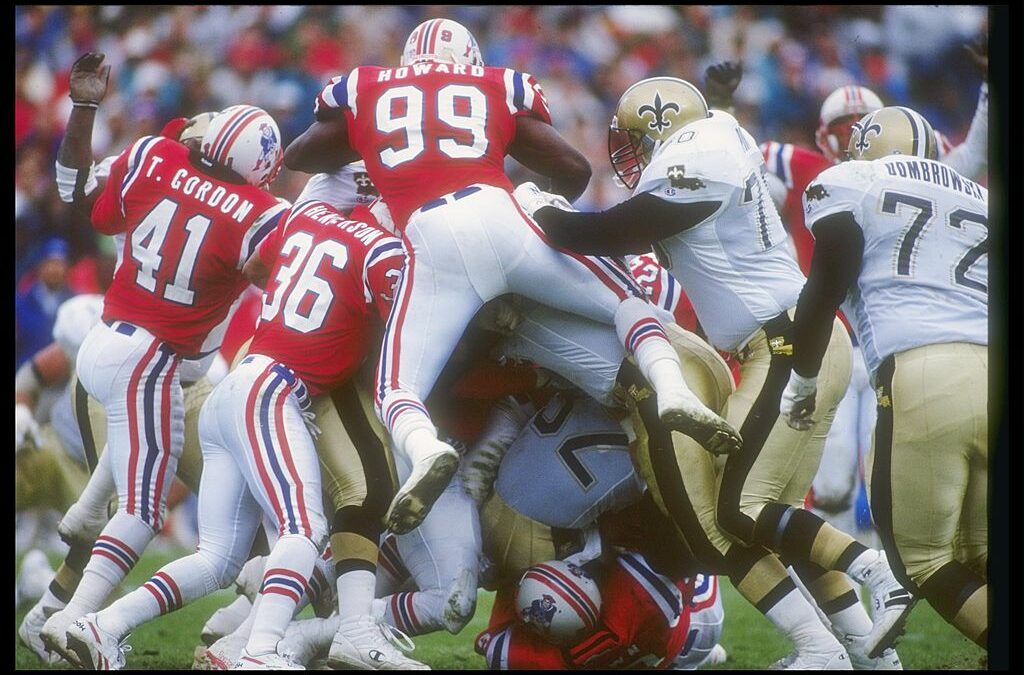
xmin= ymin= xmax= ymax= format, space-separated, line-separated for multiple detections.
xmin=251 ymin=122 xmax=280 ymax=172
xmin=522 ymin=594 xmax=558 ymax=628
xmin=638 ymin=92 xmax=680 ymax=133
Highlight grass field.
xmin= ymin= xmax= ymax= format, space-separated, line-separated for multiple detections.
xmin=16 ymin=550 xmax=987 ymax=670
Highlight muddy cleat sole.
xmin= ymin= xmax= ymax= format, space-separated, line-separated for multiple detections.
xmin=385 ymin=450 xmax=459 ymax=535
xmin=659 ymin=408 xmax=742 ymax=456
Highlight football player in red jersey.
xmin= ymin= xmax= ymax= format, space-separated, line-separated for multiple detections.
xmin=40 ymin=53 xmax=289 ymax=666
xmin=64 ymin=198 xmax=414 ymax=670
xmin=285 ymin=18 xmax=741 ymax=542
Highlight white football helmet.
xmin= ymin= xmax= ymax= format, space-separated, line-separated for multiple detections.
xmin=201 ymin=105 xmax=283 ymax=189
xmin=515 ymin=560 xmax=602 ymax=645
xmin=401 ymin=18 xmax=484 ymax=68
xmin=815 ymin=85 xmax=884 ymax=163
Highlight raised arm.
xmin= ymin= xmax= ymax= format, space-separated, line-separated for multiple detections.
xmin=55 ymin=53 xmax=111 ymax=214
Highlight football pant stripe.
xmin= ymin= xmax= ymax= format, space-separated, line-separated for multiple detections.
xmin=272 ymin=380 xmax=311 ymax=537
xmin=138 ymin=345 xmax=173 ymax=526
xmin=246 ymin=365 xmax=288 ymax=531
xmin=125 ymin=338 xmax=162 ymax=518
xmin=151 ymin=354 xmax=180 ymax=530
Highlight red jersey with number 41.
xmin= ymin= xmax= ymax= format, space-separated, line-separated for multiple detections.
xmin=314 ymin=62 xmax=552 ymax=229
xmin=248 ymin=200 xmax=405 ymax=395
xmin=93 ymin=135 xmax=288 ymax=357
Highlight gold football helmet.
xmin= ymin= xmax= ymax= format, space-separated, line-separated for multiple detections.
xmin=609 ymin=77 xmax=709 ymax=189
xmin=847 ymin=106 xmax=938 ymax=161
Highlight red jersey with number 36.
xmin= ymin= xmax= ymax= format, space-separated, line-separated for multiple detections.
xmin=248 ymin=200 xmax=405 ymax=395
xmin=93 ymin=135 xmax=288 ymax=357
xmin=314 ymin=62 xmax=551 ymax=229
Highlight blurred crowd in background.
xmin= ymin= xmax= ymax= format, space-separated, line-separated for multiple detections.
xmin=15 ymin=5 xmax=989 ymax=369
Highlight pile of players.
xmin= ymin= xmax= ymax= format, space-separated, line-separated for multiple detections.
xmin=15 ymin=16 xmax=989 ymax=671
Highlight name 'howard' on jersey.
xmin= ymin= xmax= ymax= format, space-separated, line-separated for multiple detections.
xmin=633 ymin=111 xmax=805 ymax=353
xmin=314 ymin=61 xmax=551 ymax=229
xmin=803 ymin=156 xmax=988 ymax=382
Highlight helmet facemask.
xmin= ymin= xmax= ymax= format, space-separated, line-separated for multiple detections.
xmin=608 ymin=121 xmax=655 ymax=191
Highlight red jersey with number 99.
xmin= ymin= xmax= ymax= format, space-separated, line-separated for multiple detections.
xmin=314 ymin=62 xmax=552 ymax=229
xmin=92 ymin=135 xmax=288 ymax=357
xmin=248 ymin=200 xmax=405 ymax=395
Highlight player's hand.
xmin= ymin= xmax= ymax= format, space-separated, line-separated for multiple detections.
xmin=780 ymin=371 xmax=817 ymax=431
xmin=513 ymin=181 xmax=574 ymax=218
xmin=69 ymin=52 xmax=111 ymax=106
xmin=300 ymin=410 xmax=322 ymax=440
xmin=704 ymin=61 xmax=743 ymax=107
xmin=16 ymin=403 xmax=40 ymax=452
xmin=964 ymin=36 xmax=988 ymax=82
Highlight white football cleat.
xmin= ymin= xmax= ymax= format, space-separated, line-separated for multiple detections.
xmin=327 ymin=615 xmax=430 ymax=670
xmin=202 ymin=595 xmax=253 ymax=646
xmin=701 ymin=643 xmax=728 ymax=666
xmin=195 ymin=631 xmax=249 ymax=671
xmin=658 ymin=388 xmax=742 ymax=456
xmin=854 ymin=551 xmax=915 ymax=658
xmin=769 ymin=647 xmax=852 ymax=670
xmin=232 ymin=648 xmax=304 ymax=670
xmin=65 ymin=613 xmax=131 ymax=670
xmin=843 ymin=634 xmax=904 ymax=670
xmin=17 ymin=549 xmax=56 ymax=608
xmin=385 ymin=442 xmax=459 ymax=535
xmin=18 ymin=599 xmax=66 ymax=665
xmin=40 ymin=608 xmax=84 ymax=667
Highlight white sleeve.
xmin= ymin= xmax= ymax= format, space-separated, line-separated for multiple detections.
xmin=635 ymin=146 xmax=740 ymax=207
xmin=941 ymin=83 xmax=987 ymax=181
xmin=802 ymin=162 xmax=874 ymax=233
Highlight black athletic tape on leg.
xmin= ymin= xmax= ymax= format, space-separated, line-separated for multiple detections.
xmin=819 ymin=589 xmax=860 ymax=615
xmin=47 ymin=579 xmax=73 ymax=604
xmin=335 ymin=558 xmax=377 ymax=577
xmin=755 ymin=576 xmax=798 ymax=614
xmin=718 ymin=313 xmax=794 ymax=542
xmin=835 ymin=539 xmax=870 ymax=572
xmin=65 ymin=542 xmax=91 ymax=573
xmin=333 ymin=505 xmax=383 ymax=542
xmin=869 ymin=356 xmax=916 ymax=592
xmin=918 ymin=561 xmax=986 ymax=624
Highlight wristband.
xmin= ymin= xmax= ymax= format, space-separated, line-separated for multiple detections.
xmin=55 ymin=159 xmax=99 ymax=203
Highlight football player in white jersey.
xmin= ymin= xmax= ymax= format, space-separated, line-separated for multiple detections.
xmin=785 ymin=106 xmax=988 ymax=649
xmin=517 ymin=76 xmax=914 ymax=667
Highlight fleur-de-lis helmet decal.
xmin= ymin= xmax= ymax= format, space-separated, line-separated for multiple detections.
xmin=638 ymin=92 xmax=681 ymax=133
xmin=851 ymin=113 xmax=882 ymax=154
xmin=609 ymin=77 xmax=709 ymax=190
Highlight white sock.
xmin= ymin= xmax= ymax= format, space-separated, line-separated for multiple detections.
xmin=846 ymin=549 xmax=880 ymax=584
xmin=37 ymin=587 xmax=67 ymax=612
xmin=336 ymin=570 xmax=377 ymax=622
xmin=765 ymin=587 xmax=843 ymax=652
xmin=246 ymin=535 xmax=319 ymax=656
xmin=61 ymin=512 xmax=154 ymax=621
xmin=75 ymin=450 xmax=116 ymax=521
xmin=403 ymin=428 xmax=446 ymax=466
xmin=96 ymin=549 xmax=221 ymax=638
xmin=827 ymin=602 xmax=874 ymax=638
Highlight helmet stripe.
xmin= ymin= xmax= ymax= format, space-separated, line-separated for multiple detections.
xmin=895 ymin=107 xmax=921 ymax=157
xmin=217 ymin=109 xmax=264 ymax=168
xmin=428 ymin=19 xmax=442 ymax=54
xmin=212 ymin=107 xmax=261 ymax=164
xmin=207 ymin=107 xmax=251 ymax=162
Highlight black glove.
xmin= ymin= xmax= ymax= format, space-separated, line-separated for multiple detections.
xmin=704 ymin=61 xmax=743 ymax=109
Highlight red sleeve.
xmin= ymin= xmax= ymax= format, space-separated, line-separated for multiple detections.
xmin=349 ymin=202 xmax=381 ymax=229
xmin=158 ymin=117 xmax=189 ymax=140
xmin=362 ymin=236 xmax=405 ymax=320
xmin=505 ymin=70 xmax=552 ymax=125
xmin=257 ymin=219 xmax=285 ymax=266
xmin=567 ymin=625 xmax=630 ymax=669
xmin=478 ymin=625 xmax=570 ymax=670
